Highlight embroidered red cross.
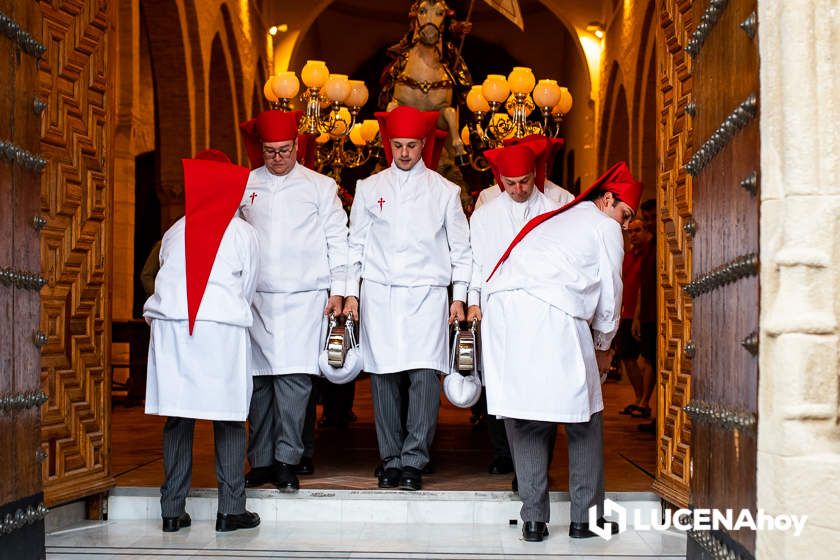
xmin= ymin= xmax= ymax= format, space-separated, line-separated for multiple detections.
xmin=378 ymin=197 xmax=386 ymax=211
xmin=249 ymin=192 xmax=258 ymax=205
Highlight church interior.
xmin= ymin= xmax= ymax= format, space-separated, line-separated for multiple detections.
xmin=108 ymin=0 xmax=662 ymax=496
xmin=2 ymin=0 xmax=839 ymax=559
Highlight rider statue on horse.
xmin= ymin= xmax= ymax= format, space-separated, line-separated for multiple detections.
xmin=379 ymin=0 xmax=473 ymax=163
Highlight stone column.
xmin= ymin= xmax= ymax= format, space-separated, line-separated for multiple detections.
xmin=758 ymin=0 xmax=840 ymax=557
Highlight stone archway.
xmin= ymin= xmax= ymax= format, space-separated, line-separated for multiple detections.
xmin=599 ymin=62 xmax=631 ymax=170
xmin=208 ymin=34 xmax=240 ymax=163
xmin=140 ymin=0 xmax=197 ymax=228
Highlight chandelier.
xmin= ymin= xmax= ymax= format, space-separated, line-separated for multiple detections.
xmin=313 ymin=118 xmax=382 ymax=182
xmin=263 ymin=60 xmax=383 ymax=179
xmin=459 ymin=67 xmax=573 ymax=170
xmin=264 ymin=60 xmax=370 ymax=136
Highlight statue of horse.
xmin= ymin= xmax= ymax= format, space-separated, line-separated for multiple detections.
xmin=379 ymin=0 xmax=472 ymax=162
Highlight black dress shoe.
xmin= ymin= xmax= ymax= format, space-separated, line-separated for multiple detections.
xmin=294 ymin=456 xmax=314 ymax=475
xmin=374 ymin=463 xmax=385 ymax=478
xmin=488 ymin=456 xmax=514 ymax=475
xmin=378 ymin=467 xmax=402 ymax=488
xmin=568 ymin=517 xmax=620 ymax=539
xmin=275 ymin=462 xmax=300 ymax=493
xmin=399 ymin=466 xmax=422 ymax=491
xmin=522 ymin=521 xmax=548 ymax=542
xmin=245 ymin=465 xmax=275 ymax=487
xmin=162 ymin=512 xmax=191 ymax=532
xmin=215 ymin=510 xmax=260 ymax=532
xmin=511 ymin=476 xmax=518 ymax=493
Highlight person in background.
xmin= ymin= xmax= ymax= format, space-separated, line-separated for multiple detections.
xmin=636 ymin=198 xmax=658 ymax=433
xmin=616 ymin=219 xmax=652 ymax=418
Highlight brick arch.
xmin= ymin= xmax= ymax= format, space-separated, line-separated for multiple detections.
xmin=631 ymin=0 xmax=656 ymax=173
xmin=287 ymin=0 xmax=592 ymax=96
xmin=638 ymin=46 xmax=657 ymax=201
xmin=220 ymin=3 xmax=246 ymax=126
xmin=252 ymin=57 xmax=268 ymax=116
xmin=599 ymin=62 xmax=630 ymax=170
xmin=140 ymin=0 xmax=198 ymax=227
xmin=208 ymin=33 xmax=240 ymax=164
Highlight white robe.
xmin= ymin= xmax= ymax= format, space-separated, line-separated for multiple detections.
xmin=482 ymin=202 xmax=624 ymax=423
xmin=144 ymin=217 xmax=260 ymax=421
xmin=468 ymin=189 xmax=561 ymax=379
xmin=240 ymin=163 xmax=349 ymax=376
xmin=347 ymin=161 xmax=472 ymax=374
xmin=474 ymin=180 xmax=574 ymax=210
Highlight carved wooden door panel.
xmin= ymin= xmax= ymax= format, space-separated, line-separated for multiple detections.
xmin=0 ymin=1 xmax=49 ymax=558
xmin=654 ymin=0 xmax=696 ymax=510
xmin=37 ymin=0 xmax=115 ymax=507
xmin=682 ymin=0 xmax=760 ymax=558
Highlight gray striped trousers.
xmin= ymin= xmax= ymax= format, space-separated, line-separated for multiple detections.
xmin=505 ymin=411 xmax=605 ymax=523
xmin=247 ymin=374 xmax=313 ymax=467
xmin=160 ymin=416 xmax=247 ymax=517
xmin=370 ymin=369 xmax=440 ymax=470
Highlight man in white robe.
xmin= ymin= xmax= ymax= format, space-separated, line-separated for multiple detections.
xmin=466 ymin=138 xmax=562 ymax=478
xmin=144 ymin=149 xmax=261 ymax=533
xmin=343 ymin=106 xmax=472 ymax=491
xmin=238 ymin=110 xmax=349 ymax=492
xmin=474 ymin=135 xmax=573 ymax=210
xmin=482 ymin=162 xmax=643 ymax=542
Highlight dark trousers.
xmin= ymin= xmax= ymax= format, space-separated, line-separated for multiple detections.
xmin=160 ymin=417 xmax=246 ymax=517
xmin=505 ymin=411 xmax=605 ymax=523
xmin=370 ymin=369 xmax=440 ymax=470
xmin=247 ymin=374 xmax=313 ymax=467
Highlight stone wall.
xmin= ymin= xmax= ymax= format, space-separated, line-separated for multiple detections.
xmin=599 ymin=0 xmax=658 ymax=200
xmin=112 ymin=0 xmax=270 ymax=320
xmin=757 ymin=0 xmax=840 ymax=557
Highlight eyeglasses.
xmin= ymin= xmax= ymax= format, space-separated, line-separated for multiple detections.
xmin=262 ymin=146 xmax=295 ymax=159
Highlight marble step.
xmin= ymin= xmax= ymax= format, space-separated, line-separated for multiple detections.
xmin=108 ymin=487 xmax=661 ymax=525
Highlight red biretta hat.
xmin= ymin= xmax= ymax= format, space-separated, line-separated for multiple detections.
xmin=484 ymin=139 xmax=546 ymax=191
xmin=183 ymin=149 xmax=250 ymax=335
xmin=375 ymin=106 xmax=444 ymax=169
xmin=502 ymin=134 xmax=564 ymax=190
xmin=487 ymin=161 xmax=643 ymax=280
xmin=239 ymin=110 xmax=315 ymax=170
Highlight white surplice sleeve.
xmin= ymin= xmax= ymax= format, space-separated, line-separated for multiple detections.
xmin=238 ymin=221 xmax=261 ymax=305
xmin=319 ymin=179 xmax=350 ymax=296
xmin=444 ymin=187 xmax=472 ymax=302
xmin=345 ymin=180 xmax=370 ymax=299
xmin=467 ymin=214 xmax=485 ymax=308
xmin=591 ymin=219 xmax=625 ymax=350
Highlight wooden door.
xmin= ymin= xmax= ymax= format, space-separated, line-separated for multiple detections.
xmin=0 ymin=1 xmax=48 ymax=558
xmin=654 ymin=0 xmax=696 ymax=510
xmin=683 ymin=0 xmax=760 ymax=557
xmin=37 ymin=0 xmax=116 ymax=507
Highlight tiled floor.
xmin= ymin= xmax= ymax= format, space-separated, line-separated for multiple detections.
xmin=46 ymin=519 xmax=687 ymax=559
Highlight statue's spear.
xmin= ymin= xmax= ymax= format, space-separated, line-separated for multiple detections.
xmin=455 ymin=0 xmax=476 ymax=64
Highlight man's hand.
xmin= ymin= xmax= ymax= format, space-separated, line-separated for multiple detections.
xmin=631 ymin=318 xmax=641 ymax=340
xmin=324 ymin=295 xmax=344 ymax=317
xmin=342 ymin=296 xmax=359 ymax=319
xmin=449 ymin=300 xmax=466 ymax=325
xmin=466 ymin=305 xmax=482 ymax=322
xmin=595 ymin=348 xmax=615 ymax=374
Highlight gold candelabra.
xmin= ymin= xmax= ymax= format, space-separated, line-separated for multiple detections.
xmin=264 ymin=60 xmax=382 ymax=178
xmin=459 ymin=67 xmax=573 ymax=171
